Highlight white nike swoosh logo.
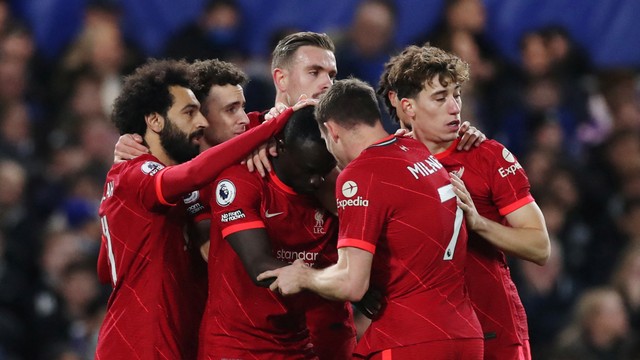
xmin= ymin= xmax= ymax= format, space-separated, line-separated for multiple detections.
xmin=265 ymin=210 xmax=284 ymax=218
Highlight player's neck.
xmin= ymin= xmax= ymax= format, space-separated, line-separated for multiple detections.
xmin=412 ymin=129 xmax=454 ymax=155
xmin=274 ymin=92 xmax=293 ymax=108
xmin=351 ymin=124 xmax=390 ymax=160
xmin=145 ymin=134 xmax=175 ymax=166
xmin=424 ymin=140 xmax=454 ymax=155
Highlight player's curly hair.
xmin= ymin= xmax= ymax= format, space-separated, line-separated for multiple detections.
xmin=111 ymin=59 xmax=191 ymax=136
xmin=189 ymin=59 xmax=248 ymax=115
xmin=377 ymin=58 xmax=398 ymax=123
xmin=387 ymin=45 xmax=470 ymax=101
xmin=271 ymin=32 xmax=335 ymax=71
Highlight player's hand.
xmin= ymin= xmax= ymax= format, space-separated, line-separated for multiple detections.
xmin=450 ymin=172 xmax=483 ymax=230
xmin=394 ymin=128 xmax=414 ymax=138
xmin=257 ymin=259 xmax=308 ymax=296
xmin=264 ymin=102 xmax=288 ymax=121
xmin=457 ymin=121 xmax=486 ymax=151
xmin=242 ymin=139 xmax=277 ymax=177
xmin=291 ymin=94 xmax=318 ymax=111
xmin=353 ymin=287 xmax=383 ymax=319
xmin=114 ymin=133 xmax=148 ymax=163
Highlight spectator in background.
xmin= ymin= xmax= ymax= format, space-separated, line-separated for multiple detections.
xmin=413 ymin=0 xmax=506 ymax=136
xmin=495 ymin=27 xmax=590 ymax=159
xmin=164 ymin=0 xmax=245 ymax=63
xmin=29 ymin=229 xmax=88 ymax=359
xmin=333 ymin=0 xmax=400 ymax=132
xmin=611 ymin=245 xmax=640 ymax=335
xmin=0 ymin=228 xmax=30 ymax=359
xmin=540 ymin=25 xmax=592 ymax=85
xmin=550 ymin=287 xmax=639 ymax=360
xmin=512 ymin=205 xmax=582 ymax=358
xmin=0 ymin=159 xmax=40 ymax=279
xmin=334 ymin=0 xmax=398 ymax=87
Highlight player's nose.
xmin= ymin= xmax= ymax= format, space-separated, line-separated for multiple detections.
xmin=308 ymin=174 xmax=325 ymax=189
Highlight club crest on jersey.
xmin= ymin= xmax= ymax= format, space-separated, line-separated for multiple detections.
xmin=313 ymin=209 xmax=325 ymax=234
xmin=451 ymin=166 xmax=465 ymax=178
xmin=140 ymin=161 xmax=164 ymax=176
xmin=183 ymin=190 xmax=199 ymax=204
xmin=216 ymin=180 xmax=236 ymax=206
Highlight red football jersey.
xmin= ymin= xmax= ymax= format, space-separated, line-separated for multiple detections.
xmin=96 ymin=110 xmax=294 ymax=359
xmin=435 ymin=139 xmax=534 ymax=354
xmin=96 ymin=154 xmax=207 ymax=360
xmin=199 ymin=164 xmax=355 ymax=359
xmin=336 ymin=136 xmax=483 ymax=357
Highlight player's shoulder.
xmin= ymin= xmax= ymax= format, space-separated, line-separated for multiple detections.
xmin=111 ymin=154 xmax=166 ymax=181
xmin=476 ymin=139 xmax=510 ymax=154
xmin=216 ymin=163 xmax=259 ymax=181
xmin=469 ymin=139 xmax=519 ymax=162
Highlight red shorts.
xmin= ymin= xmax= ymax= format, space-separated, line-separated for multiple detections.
xmin=357 ymin=338 xmax=484 ymax=360
xmin=484 ymin=339 xmax=531 ymax=360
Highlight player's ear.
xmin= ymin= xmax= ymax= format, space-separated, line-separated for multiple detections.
xmin=273 ymin=68 xmax=287 ymax=93
xmin=274 ymin=134 xmax=286 ymax=153
xmin=324 ymin=121 xmax=339 ymax=142
xmin=146 ymin=113 xmax=164 ymax=133
xmin=400 ymin=98 xmax=415 ymax=118
xmin=389 ymin=91 xmax=398 ymax=107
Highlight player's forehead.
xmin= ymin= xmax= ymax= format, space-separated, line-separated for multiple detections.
xmin=207 ymin=84 xmax=245 ymax=106
xmin=290 ymin=45 xmax=337 ymax=73
xmin=422 ymin=75 xmax=459 ymax=94
xmin=292 ymin=142 xmax=335 ymax=171
xmin=169 ymin=85 xmax=200 ymax=110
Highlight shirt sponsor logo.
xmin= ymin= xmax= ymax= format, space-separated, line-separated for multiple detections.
xmin=337 ymin=196 xmax=369 ymax=210
xmin=341 ymin=180 xmax=358 ymax=198
xmin=216 ymin=180 xmax=236 ymax=206
xmin=183 ymin=190 xmax=199 ymax=204
xmin=276 ymin=248 xmax=319 ymax=266
xmin=498 ymin=148 xmax=522 ymax=178
xmin=186 ymin=203 xmax=205 ymax=215
xmin=407 ymin=155 xmax=443 ymax=179
xmin=141 ymin=161 xmax=164 ymax=176
xmin=221 ymin=209 xmax=245 ymax=222
xmin=498 ymin=162 xmax=522 ymax=178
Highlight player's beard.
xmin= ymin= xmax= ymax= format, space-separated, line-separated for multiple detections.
xmin=160 ymin=117 xmax=202 ymax=164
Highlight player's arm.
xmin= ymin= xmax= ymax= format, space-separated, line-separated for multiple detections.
xmin=258 ymin=247 xmax=373 ymax=302
xmin=450 ymin=173 xmax=550 ymax=265
xmin=113 ymin=133 xmax=148 ymax=163
xmin=193 ymin=219 xmax=211 ymax=261
xmin=243 ymin=102 xmax=288 ymax=177
xmin=159 ymin=100 xmax=316 ymax=204
xmin=225 ymin=229 xmax=288 ymax=287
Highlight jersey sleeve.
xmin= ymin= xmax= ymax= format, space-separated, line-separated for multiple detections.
xmin=482 ymin=141 xmax=534 ymax=216
xmin=209 ymin=166 xmax=265 ymax=238
xmin=156 ymin=107 xmax=293 ymax=205
xmin=335 ymin=162 xmax=387 ymax=254
xmin=247 ymin=110 xmax=265 ymax=128
xmin=183 ymin=185 xmax=212 ymax=224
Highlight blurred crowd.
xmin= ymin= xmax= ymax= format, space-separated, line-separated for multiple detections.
xmin=0 ymin=0 xmax=638 ymax=359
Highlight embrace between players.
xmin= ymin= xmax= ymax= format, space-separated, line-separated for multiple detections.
xmin=96 ymin=31 xmax=549 ymax=360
